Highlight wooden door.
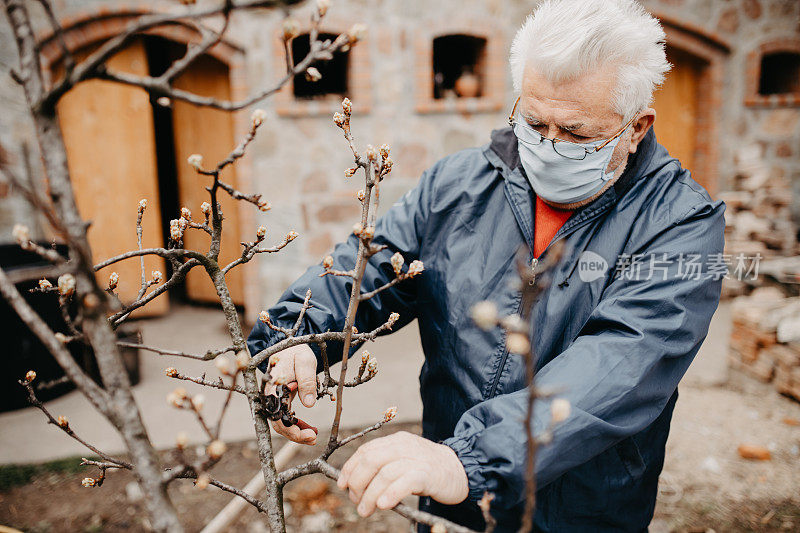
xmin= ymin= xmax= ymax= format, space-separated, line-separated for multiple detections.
xmin=56 ymin=38 xmax=168 ymax=316
xmin=652 ymin=46 xmax=705 ymax=184
xmin=171 ymin=54 xmax=245 ymax=306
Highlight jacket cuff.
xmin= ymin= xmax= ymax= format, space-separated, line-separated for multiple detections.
xmin=441 ymin=435 xmax=489 ymax=503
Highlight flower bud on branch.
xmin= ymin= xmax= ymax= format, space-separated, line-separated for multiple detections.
xmin=187 ymin=154 xmax=203 ymax=171
xmin=333 ymin=112 xmax=346 ymax=128
xmin=108 ymin=272 xmax=119 ymax=291
xmin=58 ymin=274 xmax=76 ymax=297
xmin=506 ymin=333 xmax=530 ymax=355
xmin=169 ymin=219 xmax=184 ymax=242
xmin=251 ymin=108 xmax=267 ymax=128
xmin=347 ymin=23 xmax=367 ymax=45
xmin=191 ymin=394 xmax=205 ymax=412
xmin=365 ymin=145 xmax=378 ymax=163
xmin=195 ymin=473 xmax=210 ymax=490
xmin=470 ymin=301 xmax=498 ymax=331
xmin=500 ymin=314 xmax=526 ymax=334
xmin=390 ymin=252 xmax=404 ymax=276
xmin=406 ymin=260 xmax=424 ymax=278
xmin=365 ymin=356 xmax=378 ymax=376
xmin=167 ymin=387 xmax=187 ymax=408
xmin=236 ymin=351 xmax=250 ymax=370
xmin=207 ymin=440 xmax=227 ymax=459
xmin=551 ymin=398 xmax=571 ymax=423
xmin=12 ymin=224 xmax=31 ymax=249
xmin=215 ymin=357 xmax=235 ymax=376
xmin=352 ymin=224 xmax=375 ymax=241
xmin=357 ymin=350 xmax=371 ymax=377
xmin=305 ymin=67 xmax=322 ymax=82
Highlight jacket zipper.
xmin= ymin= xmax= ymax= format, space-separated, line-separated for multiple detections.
xmin=486 ymin=257 xmax=537 ymax=399
xmin=485 ymin=207 xmax=610 ymax=399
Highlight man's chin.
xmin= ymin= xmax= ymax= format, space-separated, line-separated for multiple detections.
xmin=539 ymin=174 xmax=621 ymax=211
xmin=540 ymin=191 xmax=602 ymax=211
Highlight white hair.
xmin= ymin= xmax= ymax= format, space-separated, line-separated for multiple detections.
xmin=509 ymin=0 xmax=671 ymax=120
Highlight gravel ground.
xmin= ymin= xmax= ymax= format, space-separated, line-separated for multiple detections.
xmin=652 ymin=370 xmax=800 ymax=531
xmin=1 ymin=370 xmax=798 ymax=532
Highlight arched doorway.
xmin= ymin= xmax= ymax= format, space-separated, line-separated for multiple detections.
xmin=39 ymin=13 xmax=249 ymax=317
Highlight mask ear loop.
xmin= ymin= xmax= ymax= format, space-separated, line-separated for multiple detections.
xmin=508 ymin=96 xmax=521 ymax=127
xmin=595 ymin=112 xmax=639 ymax=152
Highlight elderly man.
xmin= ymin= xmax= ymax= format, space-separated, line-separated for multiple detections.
xmin=247 ymin=0 xmax=725 ymax=530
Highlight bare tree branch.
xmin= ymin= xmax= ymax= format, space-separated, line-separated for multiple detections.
xmin=166 ymin=369 xmax=247 ymax=396
xmin=0 ymin=267 xmax=111 ymax=412
xmin=119 ymin=342 xmax=236 ymax=361
xmin=250 ymin=312 xmax=399 ymax=369
xmin=37 ymin=0 xmax=305 ymax=111
xmin=110 ymin=259 xmax=201 ymax=327
xmin=19 ymin=378 xmax=130 ymax=468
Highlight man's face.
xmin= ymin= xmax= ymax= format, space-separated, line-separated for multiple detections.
xmin=518 ymin=65 xmax=655 ymax=209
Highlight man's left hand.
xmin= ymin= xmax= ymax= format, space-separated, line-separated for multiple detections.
xmin=337 ymin=431 xmax=469 ymax=517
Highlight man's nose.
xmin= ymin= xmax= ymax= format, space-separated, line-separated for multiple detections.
xmin=542 ymin=124 xmax=560 ymax=141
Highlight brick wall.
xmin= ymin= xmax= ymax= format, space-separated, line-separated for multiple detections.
xmin=1 ymin=0 xmax=798 ymax=321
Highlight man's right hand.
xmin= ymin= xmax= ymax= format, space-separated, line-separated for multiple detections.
xmin=266 ymin=344 xmax=319 ymax=445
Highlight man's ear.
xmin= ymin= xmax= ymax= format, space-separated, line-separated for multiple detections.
xmin=628 ymin=108 xmax=656 ymax=154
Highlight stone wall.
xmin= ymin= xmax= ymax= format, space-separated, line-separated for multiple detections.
xmin=0 ymin=0 xmax=798 ymax=320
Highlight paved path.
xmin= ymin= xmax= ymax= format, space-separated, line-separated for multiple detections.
xmin=1 ymin=302 xmax=732 ymax=465
xmin=0 ymin=304 xmax=425 ymax=464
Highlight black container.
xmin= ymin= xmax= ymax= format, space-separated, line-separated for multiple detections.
xmin=0 ymin=243 xmax=140 ymax=412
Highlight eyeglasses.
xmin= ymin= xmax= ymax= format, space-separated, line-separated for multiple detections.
xmin=508 ymin=96 xmax=637 ymax=161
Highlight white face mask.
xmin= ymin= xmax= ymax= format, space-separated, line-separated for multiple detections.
xmin=515 ymin=124 xmax=625 ymax=205
xmin=508 ymin=98 xmax=635 ymax=205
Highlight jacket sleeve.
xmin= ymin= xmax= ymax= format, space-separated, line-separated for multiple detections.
xmin=442 ymin=198 xmax=726 ymax=508
xmin=246 ymin=165 xmax=437 ymax=374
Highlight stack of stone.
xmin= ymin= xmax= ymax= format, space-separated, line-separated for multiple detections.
xmin=729 ymin=287 xmax=800 ymax=402
xmin=720 ymin=145 xmax=798 ymax=259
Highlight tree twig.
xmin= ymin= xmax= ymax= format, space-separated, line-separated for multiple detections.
xmin=119 ymin=342 xmax=236 ymax=361
xmin=18 ymin=378 xmax=130 ymax=468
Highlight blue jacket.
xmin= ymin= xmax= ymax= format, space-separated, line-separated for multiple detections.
xmin=247 ymin=126 xmax=725 ymax=532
